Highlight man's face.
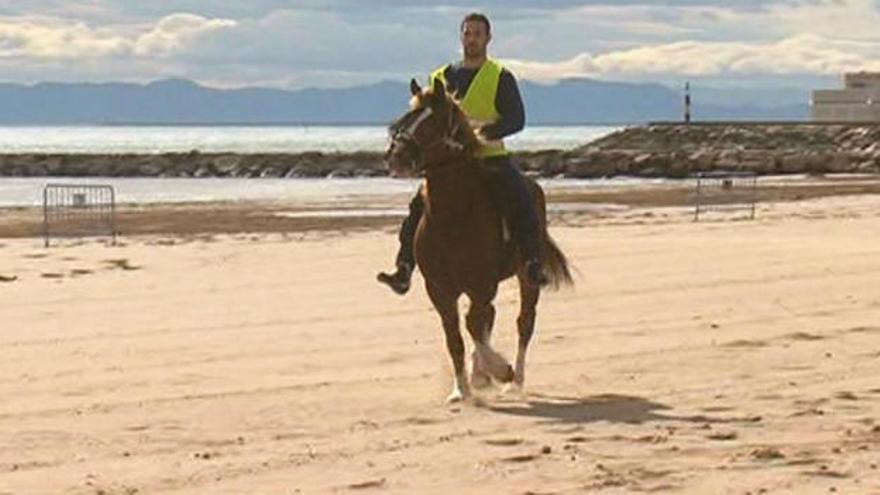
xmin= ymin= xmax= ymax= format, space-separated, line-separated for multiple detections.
xmin=460 ymin=20 xmax=490 ymax=59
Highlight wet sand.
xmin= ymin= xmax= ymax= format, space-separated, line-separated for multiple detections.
xmin=1 ymin=174 xmax=879 ymax=239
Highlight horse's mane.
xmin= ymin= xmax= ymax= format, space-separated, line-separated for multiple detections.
xmin=389 ymin=86 xmax=481 ymax=158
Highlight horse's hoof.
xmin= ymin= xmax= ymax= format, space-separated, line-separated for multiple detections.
xmin=497 ymin=364 xmax=515 ymax=383
xmin=502 ymin=382 xmax=525 ymax=396
xmin=446 ymin=388 xmax=468 ymax=404
xmin=471 ymin=371 xmax=492 ymax=390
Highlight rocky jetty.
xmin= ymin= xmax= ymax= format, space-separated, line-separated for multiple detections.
xmin=538 ymin=123 xmax=880 ymax=178
xmin=2 ymin=123 xmax=879 ymax=178
xmin=0 ymin=151 xmax=388 ymax=179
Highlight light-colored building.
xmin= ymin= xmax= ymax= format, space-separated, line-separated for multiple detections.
xmin=812 ymin=72 xmax=880 ymax=122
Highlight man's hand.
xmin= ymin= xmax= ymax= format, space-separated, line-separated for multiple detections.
xmin=474 ymin=126 xmax=491 ymax=143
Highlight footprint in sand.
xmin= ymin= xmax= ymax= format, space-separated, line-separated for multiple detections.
xmin=103 ymin=258 xmax=141 ymax=271
xmin=802 ymin=465 xmax=850 ymax=479
xmin=22 ymin=253 xmax=48 ymax=259
xmin=565 ymin=435 xmax=590 ymax=444
xmin=706 ymin=430 xmax=738 ymax=441
xmin=501 ymin=453 xmax=539 ymax=463
xmin=783 ymin=331 xmax=826 ymax=342
xmin=834 ymin=391 xmax=859 ymax=401
xmin=484 ymin=438 xmax=524 ymax=447
xmin=192 ymin=451 xmax=219 ymax=460
xmin=0 ymin=274 xmax=18 ymax=283
xmin=701 ymin=405 xmax=736 ymax=413
xmin=40 ymin=272 xmax=64 ymax=279
xmin=346 ymin=478 xmax=386 ymax=490
xmin=635 ymin=434 xmax=669 ymax=444
xmin=786 ymin=457 xmax=822 ymax=467
xmin=496 ymin=445 xmax=553 ymax=465
xmin=69 ymin=268 xmax=93 ymax=277
xmin=751 ymin=447 xmax=785 ymax=461
xmin=723 ymin=339 xmax=769 ymax=348
xmin=790 ymin=408 xmax=827 ymax=417
xmin=399 ymin=416 xmax=444 ymax=426
xmin=846 ymin=326 xmax=880 ymax=334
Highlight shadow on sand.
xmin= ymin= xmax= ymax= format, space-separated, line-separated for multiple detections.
xmin=489 ymin=393 xmax=756 ymax=426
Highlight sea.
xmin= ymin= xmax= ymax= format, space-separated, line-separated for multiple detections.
xmin=0 ymin=124 xmax=629 ymax=207
xmin=0 ymin=124 xmax=619 ymax=154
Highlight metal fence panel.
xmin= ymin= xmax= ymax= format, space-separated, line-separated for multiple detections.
xmin=42 ymin=184 xmax=117 ymax=247
xmin=691 ymin=171 xmax=758 ymax=222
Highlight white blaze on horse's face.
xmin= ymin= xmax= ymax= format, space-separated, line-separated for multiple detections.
xmin=405 ymin=106 xmax=434 ymax=138
xmin=387 ymin=105 xmax=435 ymax=176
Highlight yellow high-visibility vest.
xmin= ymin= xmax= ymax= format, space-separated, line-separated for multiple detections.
xmin=430 ymin=58 xmax=509 ymax=158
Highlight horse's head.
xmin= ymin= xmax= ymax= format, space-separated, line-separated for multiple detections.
xmin=385 ymin=77 xmax=479 ymax=177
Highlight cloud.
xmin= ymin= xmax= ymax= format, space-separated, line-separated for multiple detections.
xmin=0 ymin=1 xmax=783 ymax=20
xmin=503 ymin=34 xmax=880 ymax=81
xmin=772 ymin=0 xmax=880 ymax=41
xmin=0 ymin=12 xmax=235 ymax=61
xmin=0 ymin=0 xmax=879 ymax=89
xmin=133 ymin=13 xmax=236 ymax=57
xmin=498 ymin=0 xmax=880 ymax=82
xmin=0 ymin=16 xmax=130 ymax=58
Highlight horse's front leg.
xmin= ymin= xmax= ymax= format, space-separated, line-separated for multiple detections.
xmin=466 ymin=299 xmax=514 ymax=385
xmin=426 ymin=283 xmax=469 ymax=403
xmin=469 ymin=302 xmax=495 ymax=389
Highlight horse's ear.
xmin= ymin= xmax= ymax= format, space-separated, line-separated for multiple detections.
xmin=410 ymin=78 xmax=421 ymax=96
xmin=432 ymin=77 xmax=446 ymax=98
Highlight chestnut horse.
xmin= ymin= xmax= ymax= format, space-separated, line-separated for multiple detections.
xmin=386 ymin=77 xmax=573 ymax=403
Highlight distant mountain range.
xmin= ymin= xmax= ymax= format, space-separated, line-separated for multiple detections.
xmin=0 ymin=77 xmax=811 ymax=125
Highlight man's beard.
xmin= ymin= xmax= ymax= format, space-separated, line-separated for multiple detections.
xmin=464 ymin=45 xmax=485 ymax=59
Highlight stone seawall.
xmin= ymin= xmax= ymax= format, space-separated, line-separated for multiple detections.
xmin=0 ymin=151 xmax=388 ymax=179
xmin=2 ymin=123 xmax=879 ymax=178
xmin=542 ymin=123 xmax=880 ymax=178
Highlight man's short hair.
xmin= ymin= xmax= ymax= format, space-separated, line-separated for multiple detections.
xmin=460 ymin=12 xmax=491 ymax=34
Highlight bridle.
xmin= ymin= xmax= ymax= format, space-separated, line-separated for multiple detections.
xmin=389 ymin=103 xmax=468 ymax=175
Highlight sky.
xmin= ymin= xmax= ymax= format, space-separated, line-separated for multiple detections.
xmin=0 ymin=0 xmax=878 ymax=90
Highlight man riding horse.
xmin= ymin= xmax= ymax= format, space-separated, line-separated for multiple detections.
xmin=378 ymin=12 xmax=547 ymax=294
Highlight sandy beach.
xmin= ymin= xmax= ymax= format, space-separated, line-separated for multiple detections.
xmin=1 ymin=181 xmax=880 ymax=494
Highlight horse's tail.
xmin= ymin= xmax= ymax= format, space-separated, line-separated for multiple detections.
xmin=542 ymin=234 xmax=574 ymax=290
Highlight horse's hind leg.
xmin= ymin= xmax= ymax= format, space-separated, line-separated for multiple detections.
xmin=426 ymin=283 xmax=469 ymax=403
xmin=466 ymin=301 xmax=514 ymax=384
xmin=513 ymin=281 xmax=541 ymax=389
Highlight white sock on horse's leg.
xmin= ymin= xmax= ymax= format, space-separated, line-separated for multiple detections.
xmin=500 ymin=344 xmax=527 ymax=396
xmin=514 ymin=343 xmax=527 ymax=388
xmin=446 ymin=371 xmax=471 ymax=403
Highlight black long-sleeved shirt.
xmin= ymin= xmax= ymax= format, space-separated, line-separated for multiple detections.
xmin=438 ymin=62 xmax=525 ymax=141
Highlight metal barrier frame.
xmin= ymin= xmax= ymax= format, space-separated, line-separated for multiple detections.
xmin=692 ymin=171 xmax=758 ymax=222
xmin=42 ymin=184 xmax=117 ymax=247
